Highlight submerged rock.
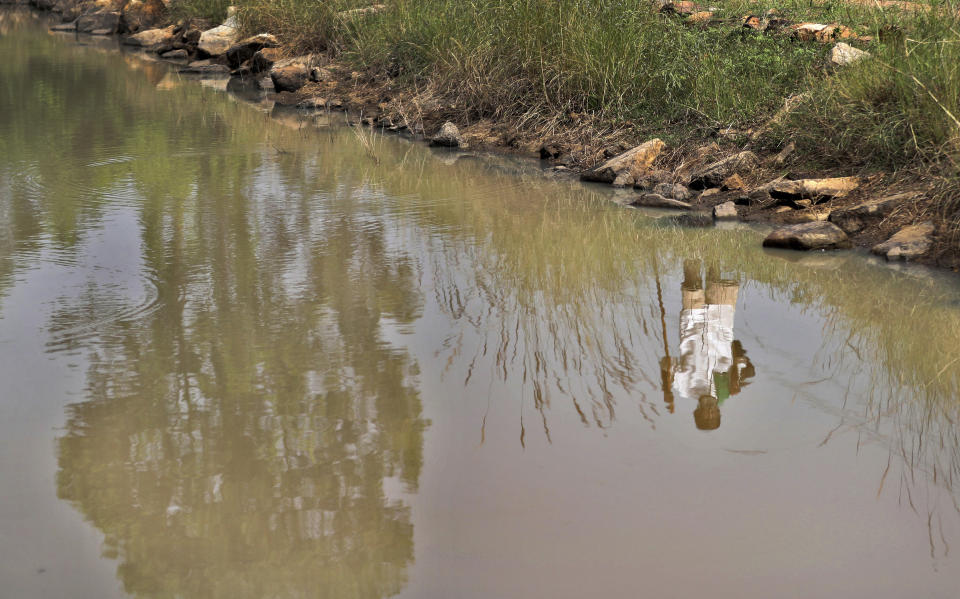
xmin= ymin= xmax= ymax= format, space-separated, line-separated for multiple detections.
xmin=763 ymin=221 xmax=851 ymax=250
xmin=631 ymin=193 xmax=691 ymax=210
xmin=688 ymin=151 xmax=757 ymax=190
xmin=871 ymin=222 xmax=934 ymax=261
xmin=430 ymin=122 xmax=465 ymax=148
xmin=581 ymin=139 xmax=665 ymax=185
xmin=829 ymin=191 xmax=917 ymax=233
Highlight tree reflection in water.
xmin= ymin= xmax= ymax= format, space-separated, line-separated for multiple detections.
xmin=54 ymin=168 xmax=427 ymax=598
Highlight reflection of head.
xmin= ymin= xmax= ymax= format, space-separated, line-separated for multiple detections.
xmin=694 ymin=395 xmax=721 ymax=430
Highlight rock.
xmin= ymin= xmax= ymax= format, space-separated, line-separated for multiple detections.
xmin=688 ymin=151 xmax=757 ymax=190
xmin=828 ymin=191 xmax=917 ymax=233
xmin=769 ymin=176 xmax=860 ymax=202
xmin=77 ymin=10 xmax=120 ymax=34
xmin=713 ymin=201 xmax=738 ymax=220
xmin=90 ymin=28 xmax=113 ymax=35
xmin=792 ymin=23 xmax=859 ymax=43
xmin=581 ymin=139 xmax=666 ymax=185
xmin=652 ymin=183 xmax=691 ymax=201
xmin=658 ymin=1 xmax=701 ymax=16
xmin=430 ymin=122 xmax=465 ymax=148
xmin=270 ymin=62 xmax=310 ymax=92
xmin=633 ymin=169 xmax=671 ymax=190
xmin=762 ymin=221 xmax=852 ymax=250
xmin=721 ymin=173 xmax=745 ymax=191
xmin=687 ymin=10 xmax=715 ymax=24
xmin=699 ymin=188 xmax=721 ymax=200
xmin=120 ymin=0 xmax=167 ymax=33
xmin=161 ymin=49 xmax=188 ymax=60
xmin=180 ymin=18 xmax=211 ymax=46
xmin=871 ymin=222 xmax=934 ymax=261
xmin=197 ymin=21 xmax=239 ymax=58
xmin=310 ymin=66 xmax=331 ymax=82
xmin=774 ymin=141 xmax=796 ymax=166
xmin=123 ymin=25 xmax=174 ymax=47
xmin=224 ymin=34 xmax=279 ymax=69
xmin=50 ymin=21 xmax=77 ymax=31
xmin=631 ymin=193 xmax=692 ymax=210
xmin=831 ymin=42 xmax=871 ymax=66
xmin=250 ymin=47 xmax=282 ymax=73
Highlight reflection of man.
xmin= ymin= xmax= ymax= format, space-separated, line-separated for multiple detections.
xmin=663 ymin=260 xmax=754 ymax=430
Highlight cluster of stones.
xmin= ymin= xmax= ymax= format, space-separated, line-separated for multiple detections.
xmin=658 ymin=2 xmax=873 ymax=66
xmin=578 ymin=138 xmax=934 ymax=261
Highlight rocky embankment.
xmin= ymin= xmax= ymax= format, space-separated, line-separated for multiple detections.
xmin=29 ymin=0 xmax=954 ymax=270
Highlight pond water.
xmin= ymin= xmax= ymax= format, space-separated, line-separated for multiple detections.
xmin=2 ymin=9 xmax=960 ymax=598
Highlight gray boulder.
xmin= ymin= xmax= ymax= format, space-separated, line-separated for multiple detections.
xmin=652 ymin=182 xmax=691 ymax=201
xmin=270 ymin=62 xmax=310 ymax=92
xmin=688 ymin=151 xmax=757 ymax=190
xmin=197 ymin=19 xmax=239 ymax=57
xmin=713 ymin=201 xmax=738 ymax=221
xmin=430 ymin=122 xmax=465 ymax=148
xmin=762 ymin=221 xmax=851 ymax=251
xmin=871 ymin=222 xmax=934 ymax=261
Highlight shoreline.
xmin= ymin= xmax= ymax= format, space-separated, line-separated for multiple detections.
xmin=15 ymin=0 xmax=960 ymax=272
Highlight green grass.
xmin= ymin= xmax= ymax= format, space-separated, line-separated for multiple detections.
xmin=346 ymin=1 xmax=825 ymax=136
xmin=170 ymin=0 xmax=960 ymax=231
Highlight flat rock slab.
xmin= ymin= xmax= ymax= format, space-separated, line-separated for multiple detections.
xmin=762 ymin=221 xmax=851 ymax=250
xmin=769 ymin=176 xmax=860 ymax=202
xmin=581 ymin=139 xmax=665 ymax=185
xmin=631 ymin=193 xmax=691 ymax=210
xmin=871 ymin=222 xmax=935 ymax=261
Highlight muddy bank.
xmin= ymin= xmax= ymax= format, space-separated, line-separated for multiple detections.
xmin=25 ymin=0 xmax=959 ymax=272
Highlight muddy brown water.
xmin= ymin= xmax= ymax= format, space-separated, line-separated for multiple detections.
xmin=2 ymin=9 xmax=960 ymax=598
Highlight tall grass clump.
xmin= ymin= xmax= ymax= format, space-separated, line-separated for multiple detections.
xmin=170 ymin=0 xmax=233 ymax=22
xmin=347 ymin=0 xmax=824 ymax=136
xmin=784 ymin=7 xmax=960 ymax=171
